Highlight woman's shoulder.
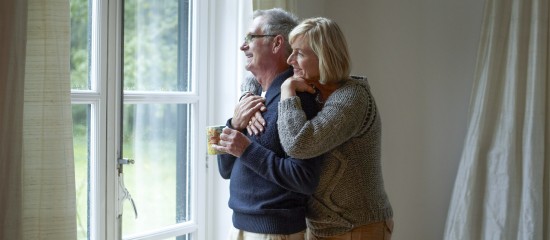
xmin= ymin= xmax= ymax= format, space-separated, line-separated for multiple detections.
xmin=334 ymin=76 xmax=372 ymax=97
xmin=346 ymin=75 xmax=370 ymax=88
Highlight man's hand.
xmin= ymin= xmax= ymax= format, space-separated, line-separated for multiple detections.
xmin=212 ymin=127 xmax=251 ymax=157
xmin=231 ymin=93 xmax=266 ymax=131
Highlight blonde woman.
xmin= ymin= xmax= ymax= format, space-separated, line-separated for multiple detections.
xmin=277 ymin=17 xmax=393 ymax=239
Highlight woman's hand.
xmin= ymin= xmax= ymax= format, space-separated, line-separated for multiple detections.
xmin=212 ymin=127 xmax=251 ymax=157
xmin=247 ymin=110 xmax=265 ymax=135
xmin=280 ymin=76 xmax=316 ymax=100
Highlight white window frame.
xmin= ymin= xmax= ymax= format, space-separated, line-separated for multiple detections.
xmin=71 ymin=0 xmax=210 ymax=239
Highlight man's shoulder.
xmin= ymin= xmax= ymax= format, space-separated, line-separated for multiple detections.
xmin=295 ymin=92 xmax=319 ymax=119
xmin=296 ymin=91 xmax=317 ymax=103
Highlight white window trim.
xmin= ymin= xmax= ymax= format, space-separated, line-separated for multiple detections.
xmin=204 ymin=0 xmax=252 ymax=239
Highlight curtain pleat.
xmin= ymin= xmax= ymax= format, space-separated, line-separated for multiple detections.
xmin=22 ymin=0 xmax=76 ymax=239
xmin=0 ymin=0 xmax=27 ymax=239
xmin=444 ymin=0 xmax=549 ymax=239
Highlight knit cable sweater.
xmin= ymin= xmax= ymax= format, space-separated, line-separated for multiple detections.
xmin=277 ymin=76 xmax=393 ymax=237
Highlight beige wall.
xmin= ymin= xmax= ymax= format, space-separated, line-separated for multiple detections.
xmin=297 ymin=0 xmax=485 ymax=239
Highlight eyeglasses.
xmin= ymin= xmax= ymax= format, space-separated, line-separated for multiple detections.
xmin=244 ymin=34 xmax=277 ymax=44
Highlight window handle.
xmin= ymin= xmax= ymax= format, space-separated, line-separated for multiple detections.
xmin=118 ymin=172 xmax=138 ymax=219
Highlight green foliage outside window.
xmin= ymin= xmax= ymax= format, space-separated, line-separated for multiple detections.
xmin=70 ymin=0 xmax=89 ymax=90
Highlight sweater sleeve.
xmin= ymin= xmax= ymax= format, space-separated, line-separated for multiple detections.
xmin=216 ymin=119 xmax=239 ymax=179
xmin=217 ymin=154 xmax=236 ymax=179
xmin=238 ymin=141 xmax=323 ymax=195
xmin=278 ymin=81 xmax=374 ymax=159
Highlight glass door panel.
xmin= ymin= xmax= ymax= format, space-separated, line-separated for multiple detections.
xmin=121 ymin=103 xmax=191 ymax=237
xmin=70 ymin=0 xmax=91 ymax=91
xmin=70 ymin=0 xmax=201 ymax=238
xmin=72 ymin=104 xmax=91 ymax=240
xmin=121 ymin=0 xmax=193 ymax=238
xmin=123 ymin=0 xmax=190 ymax=92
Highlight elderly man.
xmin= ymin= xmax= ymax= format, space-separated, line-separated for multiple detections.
xmin=213 ymin=8 xmax=322 ymax=240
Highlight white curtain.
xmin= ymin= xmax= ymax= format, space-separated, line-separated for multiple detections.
xmin=0 ymin=0 xmax=77 ymax=239
xmin=444 ymin=0 xmax=550 ymax=239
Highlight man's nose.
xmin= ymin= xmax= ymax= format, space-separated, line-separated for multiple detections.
xmin=286 ymin=55 xmax=294 ymax=65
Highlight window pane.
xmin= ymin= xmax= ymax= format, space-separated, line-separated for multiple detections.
xmin=70 ymin=0 xmax=90 ymax=90
xmin=122 ymin=104 xmax=190 ymax=236
xmin=123 ymin=0 xmax=190 ymax=92
xmin=73 ymin=104 xmax=91 ymax=240
xmin=168 ymin=234 xmax=192 ymax=240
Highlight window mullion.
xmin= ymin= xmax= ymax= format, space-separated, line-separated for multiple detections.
xmin=102 ymin=0 xmax=123 ymax=239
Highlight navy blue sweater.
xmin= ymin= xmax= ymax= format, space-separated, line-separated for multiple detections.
xmin=217 ymin=68 xmax=323 ymax=234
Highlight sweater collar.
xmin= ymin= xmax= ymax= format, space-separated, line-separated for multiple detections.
xmin=264 ymin=67 xmax=293 ymax=105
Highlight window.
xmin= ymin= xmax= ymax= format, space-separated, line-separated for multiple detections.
xmin=70 ymin=0 xmax=207 ymax=239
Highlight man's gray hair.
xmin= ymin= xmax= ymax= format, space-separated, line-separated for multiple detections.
xmin=253 ymin=8 xmax=299 ymax=56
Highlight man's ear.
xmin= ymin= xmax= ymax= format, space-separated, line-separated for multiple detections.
xmin=272 ymin=35 xmax=284 ymax=53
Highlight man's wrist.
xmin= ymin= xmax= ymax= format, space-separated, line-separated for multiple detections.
xmin=229 ymin=119 xmax=245 ymax=132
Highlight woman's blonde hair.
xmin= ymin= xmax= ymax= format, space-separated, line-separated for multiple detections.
xmin=289 ymin=17 xmax=351 ymax=84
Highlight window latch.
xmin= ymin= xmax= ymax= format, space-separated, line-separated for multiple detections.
xmin=118 ymin=158 xmax=135 ymax=165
